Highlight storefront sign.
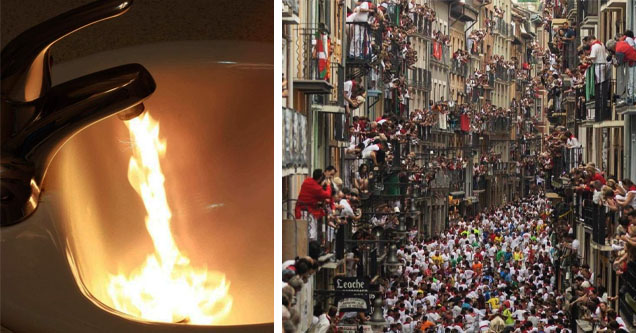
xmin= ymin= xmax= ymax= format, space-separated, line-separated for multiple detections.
xmin=333 ymin=277 xmax=370 ymax=312
xmin=337 ymin=324 xmax=373 ymax=333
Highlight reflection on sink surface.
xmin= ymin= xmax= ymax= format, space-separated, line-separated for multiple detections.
xmin=1 ymin=41 xmax=273 ymax=332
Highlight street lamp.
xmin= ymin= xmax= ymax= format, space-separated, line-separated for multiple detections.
xmin=372 ymin=226 xmax=385 ymax=256
xmin=397 ymin=216 xmax=408 ymax=233
xmin=384 ymin=243 xmax=401 ymax=275
xmin=368 ymin=295 xmax=387 ymax=330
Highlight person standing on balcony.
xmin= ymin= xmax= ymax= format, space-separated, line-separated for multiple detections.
xmin=343 ymin=77 xmax=365 ymax=117
xmin=586 ymin=35 xmax=611 ymax=119
xmin=295 ymin=169 xmax=333 ymax=241
xmin=347 ymin=1 xmax=374 ymax=60
xmin=615 ymin=186 xmax=636 ymax=210
xmin=565 ymin=131 xmax=580 ymax=149
xmin=613 ymin=31 xmax=636 ymax=104
xmin=361 ymin=138 xmax=385 ymax=167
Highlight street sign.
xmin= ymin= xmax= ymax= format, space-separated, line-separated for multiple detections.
xmin=334 ymin=277 xmax=370 ymax=313
xmin=337 ymin=324 xmax=373 ymax=333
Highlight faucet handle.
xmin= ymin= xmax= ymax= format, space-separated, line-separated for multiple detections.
xmin=1 ymin=0 xmax=133 ymax=103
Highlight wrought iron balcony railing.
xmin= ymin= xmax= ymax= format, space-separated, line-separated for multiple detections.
xmin=431 ymin=44 xmax=450 ymax=66
xmin=409 ymin=67 xmax=432 ymax=91
xmin=282 ymin=107 xmax=308 ymax=170
xmin=583 ymin=64 xmax=613 ymax=122
xmin=562 ymin=39 xmax=579 ymax=72
xmin=483 ymin=117 xmax=511 ymax=134
xmin=582 ymin=0 xmax=598 ymax=17
xmin=384 ymin=3 xmax=402 ymax=27
xmin=282 ymin=0 xmax=298 ymax=15
xmin=413 ymin=13 xmax=433 ymax=38
xmin=294 ymin=27 xmax=332 ymax=81
xmin=615 ymin=61 xmax=636 ymax=109
xmin=451 ymin=60 xmax=468 ymax=77
xmin=346 ymin=22 xmax=380 ymax=63
xmin=494 ymin=65 xmax=513 ymax=83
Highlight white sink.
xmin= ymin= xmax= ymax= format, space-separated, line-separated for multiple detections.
xmin=1 ymin=41 xmax=274 ymax=332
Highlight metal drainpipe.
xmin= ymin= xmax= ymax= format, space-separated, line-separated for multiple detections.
xmin=447 ymin=2 xmax=451 ymax=102
xmin=340 ymin=0 xmax=347 ymax=182
xmin=626 ymin=0 xmax=634 ymax=179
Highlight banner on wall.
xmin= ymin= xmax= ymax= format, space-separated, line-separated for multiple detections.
xmin=333 ymin=277 xmax=370 ymax=313
xmin=433 ymin=41 xmax=442 ymax=60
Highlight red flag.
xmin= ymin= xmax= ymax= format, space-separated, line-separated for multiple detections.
xmin=316 ymin=32 xmax=328 ymax=79
xmin=433 ymin=42 xmax=442 ymax=60
xmin=460 ymin=114 xmax=470 ymax=132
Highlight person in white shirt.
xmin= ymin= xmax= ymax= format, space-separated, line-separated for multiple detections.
xmin=588 ymin=36 xmax=611 ymax=118
xmin=361 ymin=139 xmax=383 ymax=165
xmin=424 ymin=293 xmax=437 ymax=307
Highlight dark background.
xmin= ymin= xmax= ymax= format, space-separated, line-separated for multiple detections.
xmin=1 ymin=0 xmax=273 ymax=64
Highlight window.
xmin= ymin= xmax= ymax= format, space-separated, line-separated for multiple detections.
xmin=317 ymin=0 xmax=330 ymax=32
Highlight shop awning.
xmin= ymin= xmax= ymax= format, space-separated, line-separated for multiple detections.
xmin=312 ymin=104 xmax=345 ymax=113
xmin=617 ymin=105 xmax=636 ymax=115
xmin=520 ymin=24 xmax=533 ymax=39
xmin=592 ymin=120 xmax=624 ymax=128
xmin=545 ymin=192 xmax=562 ymax=199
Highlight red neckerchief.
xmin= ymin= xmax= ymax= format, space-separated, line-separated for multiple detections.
xmin=591 ymin=40 xmax=602 ymax=47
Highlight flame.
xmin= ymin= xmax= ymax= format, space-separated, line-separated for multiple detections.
xmin=107 ymin=112 xmax=232 ymax=324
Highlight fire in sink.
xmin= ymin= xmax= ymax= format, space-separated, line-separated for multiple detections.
xmin=107 ymin=112 xmax=232 ymax=325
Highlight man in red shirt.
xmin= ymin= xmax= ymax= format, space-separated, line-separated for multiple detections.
xmin=586 ymin=165 xmax=606 ymax=185
xmin=610 ymin=35 xmax=636 ymax=66
xmin=295 ymin=169 xmax=333 ymax=240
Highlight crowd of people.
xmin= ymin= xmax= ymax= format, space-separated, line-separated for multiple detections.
xmin=376 ymin=194 xmax=575 ymax=333
xmin=568 ymin=163 xmax=636 ymax=275
xmin=284 ymin=192 xmax=633 ymax=332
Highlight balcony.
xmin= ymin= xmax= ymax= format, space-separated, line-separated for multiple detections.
xmin=494 ymin=64 xmax=513 ymax=84
xmin=449 ymin=0 xmax=478 ymax=22
xmin=618 ymin=261 xmax=636 ymax=327
xmin=567 ymin=0 xmax=577 ymax=20
xmin=615 ymin=62 xmax=636 ymax=115
xmin=429 ymin=170 xmax=451 ymax=189
xmin=293 ymin=27 xmax=334 ymax=94
xmin=346 ymin=22 xmax=380 ymax=66
xmin=485 ymin=117 xmax=511 ymax=135
xmin=282 ymin=107 xmax=308 ymax=174
xmin=413 ymin=13 xmax=433 ymax=38
xmin=409 ymin=67 xmax=431 ymax=91
xmin=494 ymin=18 xmax=510 ymax=37
xmin=467 ymin=86 xmax=487 ymax=103
xmin=431 ymin=44 xmax=451 ymax=67
xmin=581 ymin=0 xmax=598 ymax=23
xmin=564 ymin=146 xmax=582 ymax=171
xmin=282 ymin=0 xmax=299 ymax=24
xmin=583 ymin=63 xmax=612 ymax=122
xmin=486 ymin=73 xmax=495 ymax=87
xmin=601 ymin=0 xmax=626 ymax=11
xmin=492 ymin=162 xmax=516 ymax=175
xmin=450 ymin=60 xmax=468 ymax=77
xmin=384 ymin=3 xmax=402 ymax=27
xmin=562 ymin=39 xmax=579 ymax=72
xmin=448 ymin=169 xmax=466 ymax=193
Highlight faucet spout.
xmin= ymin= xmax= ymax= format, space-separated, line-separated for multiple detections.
xmin=0 ymin=0 xmax=156 ymax=226
xmin=8 ymin=64 xmax=156 ymax=184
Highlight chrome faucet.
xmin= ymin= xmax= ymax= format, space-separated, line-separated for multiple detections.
xmin=1 ymin=0 xmax=156 ymax=225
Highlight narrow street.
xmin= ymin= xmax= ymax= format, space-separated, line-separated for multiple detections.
xmin=282 ymin=0 xmax=636 ymax=332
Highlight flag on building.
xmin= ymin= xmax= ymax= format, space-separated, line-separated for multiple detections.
xmin=433 ymin=41 xmax=442 ymax=60
xmin=316 ymin=32 xmax=328 ymax=79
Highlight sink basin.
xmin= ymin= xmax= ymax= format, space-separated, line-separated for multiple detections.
xmin=1 ymin=41 xmax=273 ymax=332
